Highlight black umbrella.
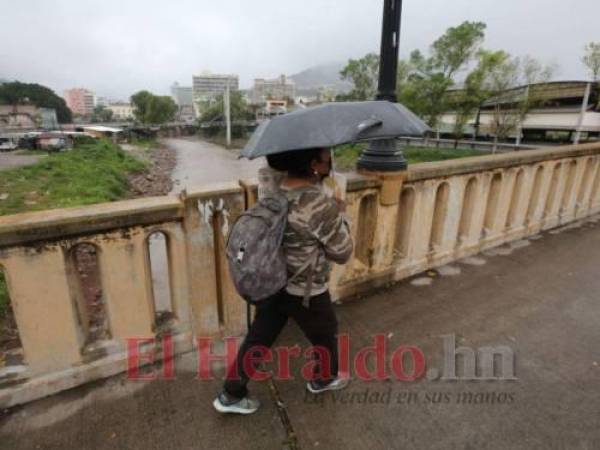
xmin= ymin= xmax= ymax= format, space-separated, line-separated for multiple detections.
xmin=241 ymin=100 xmax=430 ymax=159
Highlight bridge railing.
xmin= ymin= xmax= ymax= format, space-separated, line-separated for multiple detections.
xmin=0 ymin=142 xmax=599 ymax=407
xmin=332 ymin=142 xmax=600 ymax=298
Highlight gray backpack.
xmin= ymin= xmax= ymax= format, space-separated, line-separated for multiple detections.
xmin=226 ymin=191 xmax=289 ymax=304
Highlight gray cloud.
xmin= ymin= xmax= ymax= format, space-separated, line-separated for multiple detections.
xmin=1 ymin=0 xmax=597 ymax=99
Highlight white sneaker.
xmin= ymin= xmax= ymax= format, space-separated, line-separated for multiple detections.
xmin=213 ymin=391 xmax=260 ymax=415
xmin=306 ymin=374 xmax=350 ymax=394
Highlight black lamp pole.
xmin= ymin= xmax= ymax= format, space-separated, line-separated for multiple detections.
xmin=357 ymin=0 xmax=407 ymax=171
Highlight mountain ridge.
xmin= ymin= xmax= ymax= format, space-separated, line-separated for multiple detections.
xmin=288 ymin=62 xmax=353 ymax=93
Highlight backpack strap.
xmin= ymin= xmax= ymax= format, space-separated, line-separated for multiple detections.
xmin=288 ymin=248 xmax=319 ymax=308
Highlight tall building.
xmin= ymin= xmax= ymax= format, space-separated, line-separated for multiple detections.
xmin=192 ymin=73 xmax=239 ymax=106
xmin=171 ymin=82 xmax=195 ymax=121
xmin=64 ymin=88 xmax=95 ymax=116
xmin=171 ymin=82 xmax=194 ymax=106
xmin=95 ymin=96 xmax=110 ymax=107
xmin=252 ymin=75 xmax=295 ymax=104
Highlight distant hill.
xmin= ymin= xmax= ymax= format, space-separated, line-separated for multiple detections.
xmin=289 ymin=62 xmax=353 ymax=95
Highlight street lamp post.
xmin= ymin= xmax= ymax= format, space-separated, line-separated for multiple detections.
xmin=357 ymin=0 xmax=407 ymax=172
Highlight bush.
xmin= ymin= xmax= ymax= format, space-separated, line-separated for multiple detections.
xmin=0 ymin=140 xmax=146 ymax=215
xmin=333 ymin=143 xmax=487 ymax=170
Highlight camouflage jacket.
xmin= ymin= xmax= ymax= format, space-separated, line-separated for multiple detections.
xmin=281 ymin=183 xmax=354 ymax=297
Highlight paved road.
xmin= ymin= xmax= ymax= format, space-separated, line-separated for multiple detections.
xmin=165 ymin=138 xmax=264 ymax=193
xmin=2 ymin=213 xmax=600 ymax=449
xmin=0 ymin=153 xmax=40 ymax=171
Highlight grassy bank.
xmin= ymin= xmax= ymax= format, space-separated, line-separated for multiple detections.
xmin=0 ymin=140 xmax=146 ymax=216
xmin=0 ymin=140 xmax=147 ymax=328
xmin=334 ymin=143 xmax=487 ymax=171
xmin=128 ymin=137 xmax=158 ymax=152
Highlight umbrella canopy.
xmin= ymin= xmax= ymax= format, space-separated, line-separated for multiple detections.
xmin=241 ymin=100 xmax=430 ymax=159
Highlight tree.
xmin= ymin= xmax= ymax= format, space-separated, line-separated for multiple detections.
xmin=339 ymin=21 xmax=487 ymax=130
xmin=92 ymin=105 xmax=113 ymax=123
xmin=199 ymin=91 xmax=253 ymax=138
xmin=430 ymin=21 xmax=487 ymax=79
xmin=0 ymin=81 xmax=72 ymax=123
xmin=478 ymin=54 xmax=555 ymax=151
xmin=339 ymin=53 xmax=380 ymax=101
xmin=444 ymin=50 xmax=510 ymax=145
xmin=583 ymin=42 xmax=600 ymax=81
xmin=130 ymin=91 xmax=177 ymax=124
xmin=397 ymin=22 xmax=487 ymax=131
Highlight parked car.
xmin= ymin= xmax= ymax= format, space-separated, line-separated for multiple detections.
xmin=0 ymin=137 xmax=18 ymax=151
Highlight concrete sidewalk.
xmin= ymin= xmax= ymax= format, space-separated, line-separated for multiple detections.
xmin=1 ymin=216 xmax=600 ymax=449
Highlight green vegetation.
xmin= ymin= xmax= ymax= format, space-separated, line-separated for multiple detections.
xmin=333 ymin=143 xmax=486 ymax=171
xmin=0 ymin=140 xmax=145 ymax=216
xmin=339 ymin=21 xmax=556 ymax=147
xmin=92 ymin=105 xmax=114 ymax=123
xmin=583 ymin=42 xmax=600 ymax=81
xmin=130 ymin=90 xmax=177 ymax=124
xmin=199 ymin=91 xmax=255 ymax=139
xmin=129 ymin=137 xmax=158 ymax=151
xmin=0 ymin=81 xmax=72 ymax=123
xmin=0 ymin=140 xmax=146 ymax=324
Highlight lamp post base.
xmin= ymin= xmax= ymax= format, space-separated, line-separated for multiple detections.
xmin=356 ymin=139 xmax=408 ymax=172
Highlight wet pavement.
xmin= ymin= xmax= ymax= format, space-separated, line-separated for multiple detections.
xmin=1 ymin=211 xmax=600 ymax=449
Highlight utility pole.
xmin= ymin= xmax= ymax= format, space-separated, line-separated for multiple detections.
xmin=356 ymin=0 xmax=407 ymax=171
xmin=573 ymin=82 xmax=591 ymax=145
xmin=224 ymin=81 xmax=232 ymax=148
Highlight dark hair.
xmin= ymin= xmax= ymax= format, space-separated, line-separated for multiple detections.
xmin=266 ymin=148 xmax=324 ymax=178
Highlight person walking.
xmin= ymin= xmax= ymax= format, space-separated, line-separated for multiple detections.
xmin=213 ymin=147 xmax=354 ymax=415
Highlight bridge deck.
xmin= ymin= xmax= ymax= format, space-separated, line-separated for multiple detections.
xmin=1 ymin=215 xmax=600 ymax=450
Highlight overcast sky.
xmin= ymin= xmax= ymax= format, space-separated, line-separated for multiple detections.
xmin=1 ymin=0 xmax=598 ymax=100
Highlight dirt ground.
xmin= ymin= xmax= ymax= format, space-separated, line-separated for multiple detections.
xmin=126 ymin=144 xmax=177 ymax=198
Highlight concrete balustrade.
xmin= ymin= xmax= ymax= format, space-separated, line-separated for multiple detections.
xmin=333 ymin=142 xmax=600 ymax=299
xmin=1 ymin=142 xmax=600 ymax=408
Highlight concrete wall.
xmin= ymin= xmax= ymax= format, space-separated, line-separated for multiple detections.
xmin=1 ymin=142 xmax=600 ymax=407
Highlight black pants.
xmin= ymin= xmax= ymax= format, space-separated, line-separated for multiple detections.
xmin=223 ymin=289 xmax=339 ymax=399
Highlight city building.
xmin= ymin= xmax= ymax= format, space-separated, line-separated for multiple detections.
xmin=192 ymin=73 xmax=239 ymax=116
xmin=439 ymin=81 xmax=600 ymax=143
xmin=251 ymin=75 xmax=295 ymax=104
xmin=256 ymin=99 xmax=288 ymax=121
xmin=171 ymin=82 xmax=193 ymax=106
xmin=171 ymin=82 xmax=195 ymax=122
xmin=95 ymin=96 xmax=110 ymax=107
xmin=106 ymin=103 xmax=134 ymax=120
xmin=64 ymin=88 xmax=95 ymax=116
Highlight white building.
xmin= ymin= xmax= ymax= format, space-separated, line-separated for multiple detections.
xmin=171 ymin=82 xmax=195 ymax=122
xmin=106 ymin=103 xmax=134 ymax=120
xmin=95 ymin=96 xmax=110 ymax=107
xmin=171 ymin=82 xmax=194 ymax=106
xmin=251 ymin=75 xmax=295 ymax=104
xmin=439 ymin=81 xmax=600 ymax=143
xmin=192 ymin=73 xmax=239 ymax=116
